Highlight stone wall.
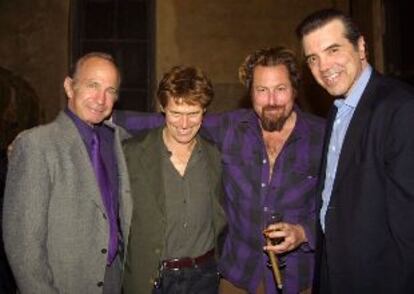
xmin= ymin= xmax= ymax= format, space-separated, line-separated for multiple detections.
xmin=156 ymin=0 xmax=348 ymax=113
xmin=0 ymin=0 xmax=348 ymax=123
xmin=0 ymin=0 xmax=70 ymax=123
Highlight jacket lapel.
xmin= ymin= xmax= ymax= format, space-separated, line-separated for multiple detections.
xmin=317 ymin=106 xmax=337 ymax=208
xmin=55 ymin=112 xmax=105 ymax=211
xmin=332 ymin=72 xmax=379 ymax=190
xmin=109 ymin=121 xmax=132 ymax=251
xmin=136 ymin=129 xmax=166 ymax=215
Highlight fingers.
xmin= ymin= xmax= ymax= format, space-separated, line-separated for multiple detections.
xmin=263 ymin=223 xmax=306 ymax=254
xmin=263 ymin=240 xmax=290 ymax=254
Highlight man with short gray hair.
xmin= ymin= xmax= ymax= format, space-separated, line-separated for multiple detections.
xmin=3 ymin=52 xmax=131 ymax=294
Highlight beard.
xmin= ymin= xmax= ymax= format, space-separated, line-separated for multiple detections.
xmin=259 ymin=105 xmax=292 ymax=132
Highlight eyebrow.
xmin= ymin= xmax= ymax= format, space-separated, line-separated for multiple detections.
xmin=323 ymin=43 xmax=341 ymax=52
xmin=169 ymin=110 xmax=202 ymax=114
xmin=304 ymin=43 xmax=341 ymax=61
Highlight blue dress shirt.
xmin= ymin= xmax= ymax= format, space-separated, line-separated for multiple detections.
xmin=320 ymin=65 xmax=373 ymax=231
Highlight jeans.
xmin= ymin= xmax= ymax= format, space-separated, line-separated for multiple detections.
xmin=152 ymin=259 xmax=219 ymax=294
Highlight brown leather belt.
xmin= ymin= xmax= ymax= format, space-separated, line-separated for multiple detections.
xmin=161 ymin=249 xmax=215 ymax=270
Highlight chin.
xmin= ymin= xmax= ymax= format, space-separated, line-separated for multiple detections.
xmin=325 ymin=87 xmax=342 ymax=96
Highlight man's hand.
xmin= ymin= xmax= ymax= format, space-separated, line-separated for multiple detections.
xmin=263 ymin=223 xmax=307 ymax=254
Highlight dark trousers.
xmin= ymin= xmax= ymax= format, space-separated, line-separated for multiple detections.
xmin=317 ymin=239 xmax=332 ymax=294
xmin=152 ymin=259 xmax=219 ymax=294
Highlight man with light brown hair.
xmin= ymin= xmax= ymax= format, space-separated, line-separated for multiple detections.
xmin=122 ymin=65 xmax=226 ymax=294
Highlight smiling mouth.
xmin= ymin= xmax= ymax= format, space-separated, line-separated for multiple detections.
xmin=88 ymin=107 xmax=105 ymax=114
xmin=177 ymin=129 xmax=192 ymax=135
xmin=323 ymin=72 xmax=340 ymax=86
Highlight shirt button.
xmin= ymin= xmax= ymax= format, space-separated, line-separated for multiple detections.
xmin=97 ymin=281 xmax=104 ymax=287
xmin=101 ymin=248 xmax=107 ymax=254
xmin=261 ymin=183 xmax=266 ymax=188
xmin=183 ymin=222 xmax=188 ymax=228
xmin=262 ymin=159 xmax=267 ymax=164
xmin=155 ymin=248 xmax=161 ymax=254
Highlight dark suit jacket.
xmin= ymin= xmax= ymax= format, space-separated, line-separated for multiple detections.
xmin=316 ymin=71 xmax=414 ymax=294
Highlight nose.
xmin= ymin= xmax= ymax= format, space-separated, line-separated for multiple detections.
xmin=96 ymin=90 xmax=106 ymax=105
xmin=318 ymin=55 xmax=332 ymax=72
xmin=268 ymin=90 xmax=278 ymax=106
xmin=179 ymin=115 xmax=189 ymax=128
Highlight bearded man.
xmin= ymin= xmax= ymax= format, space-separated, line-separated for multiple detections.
xmin=202 ymin=47 xmax=325 ymax=294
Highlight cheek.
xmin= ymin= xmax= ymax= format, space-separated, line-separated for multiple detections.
xmin=166 ymin=119 xmax=178 ymax=128
xmin=252 ymin=96 xmax=266 ymax=110
xmin=187 ymin=118 xmax=202 ymax=129
xmin=310 ymin=67 xmax=322 ymax=80
xmin=286 ymin=100 xmax=295 ymax=112
xmin=104 ymin=99 xmax=116 ymax=110
xmin=192 ymin=121 xmax=202 ymax=130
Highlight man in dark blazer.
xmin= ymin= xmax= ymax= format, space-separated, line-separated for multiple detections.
xmin=3 ymin=52 xmax=131 ymax=293
xmin=296 ymin=9 xmax=414 ymax=294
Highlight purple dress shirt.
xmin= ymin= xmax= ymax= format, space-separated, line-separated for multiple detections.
xmin=114 ymin=107 xmax=325 ymax=293
xmin=65 ymin=109 xmax=119 ymax=265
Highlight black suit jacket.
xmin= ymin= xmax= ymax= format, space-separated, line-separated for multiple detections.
xmin=316 ymin=71 xmax=414 ymax=294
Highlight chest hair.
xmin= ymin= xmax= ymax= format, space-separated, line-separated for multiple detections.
xmin=262 ymin=112 xmax=296 ymax=181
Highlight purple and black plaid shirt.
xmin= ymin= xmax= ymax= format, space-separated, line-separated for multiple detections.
xmin=114 ymin=107 xmax=325 ymax=293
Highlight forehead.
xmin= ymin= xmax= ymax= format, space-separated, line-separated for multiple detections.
xmin=165 ymin=98 xmax=203 ymax=112
xmin=302 ymin=19 xmax=347 ymax=52
xmin=253 ymin=65 xmax=290 ymax=84
xmin=76 ymin=57 xmax=119 ymax=82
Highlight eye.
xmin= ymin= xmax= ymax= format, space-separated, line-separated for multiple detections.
xmin=107 ymin=88 xmax=119 ymax=97
xmin=169 ymin=112 xmax=181 ymax=118
xmin=255 ymin=87 xmax=267 ymax=93
xmin=277 ymin=86 xmax=287 ymax=92
xmin=328 ymin=47 xmax=339 ymax=54
xmin=188 ymin=112 xmax=201 ymax=119
xmin=306 ymin=56 xmax=317 ymax=66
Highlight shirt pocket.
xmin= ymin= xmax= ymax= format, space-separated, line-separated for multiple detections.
xmin=273 ymin=168 xmax=318 ymax=213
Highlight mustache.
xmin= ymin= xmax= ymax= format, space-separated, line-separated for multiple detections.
xmin=262 ymin=105 xmax=284 ymax=112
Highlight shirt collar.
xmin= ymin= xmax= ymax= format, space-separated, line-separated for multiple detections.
xmin=159 ymin=127 xmax=202 ymax=158
xmin=336 ymin=64 xmax=372 ymax=109
xmin=64 ymin=107 xmax=113 ymax=146
xmin=65 ymin=107 xmax=94 ymax=141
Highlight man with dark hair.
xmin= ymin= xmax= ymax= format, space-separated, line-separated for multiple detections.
xmin=297 ymin=8 xmax=414 ymax=294
xmin=3 ymin=52 xmax=131 ymax=294
xmin=115 ymin=47 xmax=325 ymax=294
xmin=122 ymin=65 xmax=225 ymax=294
